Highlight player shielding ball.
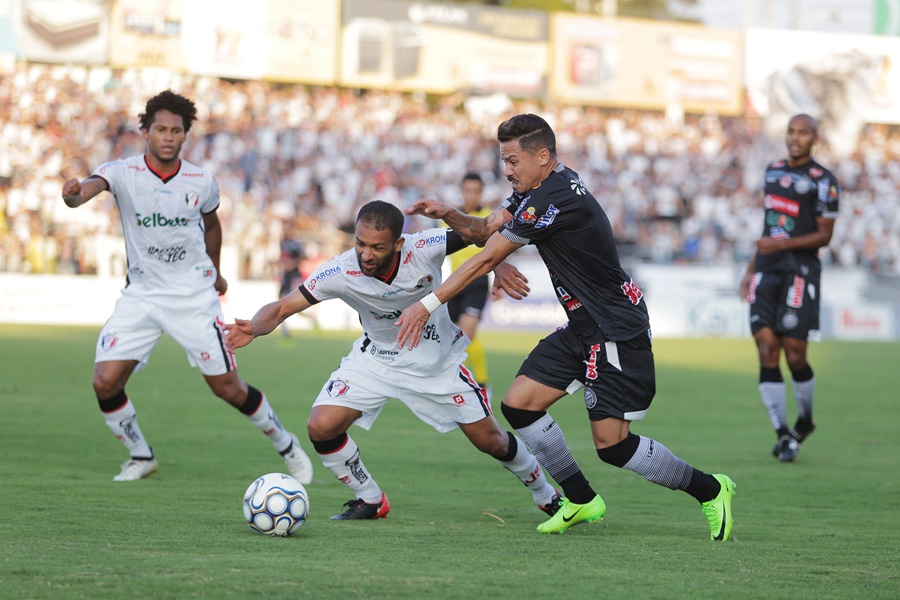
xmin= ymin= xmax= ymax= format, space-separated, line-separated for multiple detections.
xmin=225 ymin=200 xmax=561 ymax=521
xmin=61 ymin=90 xmax=313 ymax=484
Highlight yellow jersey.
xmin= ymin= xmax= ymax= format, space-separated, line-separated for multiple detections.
xmin=446 ymin=207 xmax=493 ymax=271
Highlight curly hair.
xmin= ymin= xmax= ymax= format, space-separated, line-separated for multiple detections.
xmin=138 ymin=90 xmax=198 ymax=132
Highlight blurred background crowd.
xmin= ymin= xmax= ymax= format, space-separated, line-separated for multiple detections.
xmin=1 ymin=63 xmax=898 ymax=283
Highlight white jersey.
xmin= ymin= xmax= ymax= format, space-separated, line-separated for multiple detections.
xmin=300 ymin=228 xmax=467 ymax=376
xmin=92 ymin=155 xmax=220 ymax=297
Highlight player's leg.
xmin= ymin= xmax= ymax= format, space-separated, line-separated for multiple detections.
xmin=587 ymin=332 xmax=735 ymax=540
xmin=308 ymin=362 xmax=391 ymax=519
xmin=203 ymin=371 xmax=313 ymax=484
xmin=784 ymin=273 xmax=820 ymax=447
xmin=750 ymin=272 xmax=796 ymax=460
xmin=171 ymin=294 xmax=313 ymax=482
xmin=457 ymin=415 xmax=560 ymax=515
xmin=93 ymin=296 xmax=160 ymax=481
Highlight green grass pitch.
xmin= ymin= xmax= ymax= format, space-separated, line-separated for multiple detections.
xmin=1 ymin=324 xmax=897 ymax=599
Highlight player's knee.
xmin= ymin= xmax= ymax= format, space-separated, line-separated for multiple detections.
xmin=92 ymin=373 xmax=122 ymax=399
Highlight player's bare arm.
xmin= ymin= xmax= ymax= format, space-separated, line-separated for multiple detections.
xmin=756 ymin=217 xmax=835 ymax=255
xmin=407 ymin=200 xmax=510 ymax=246
xmin=739 ymin=255 xmax=757 ymax=301
xmin=396 ymin=234 xmax=520 ymax=349
xmin=224 ymin=290 xmax=313 ymax=351
xmin=61 ymin=175 xmax=108 ymax=208
xmin=492 ymin=259 xmax=530 ymax=300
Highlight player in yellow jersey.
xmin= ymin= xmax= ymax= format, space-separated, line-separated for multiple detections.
xmin=446 ymin=173 xmax=492 ymax=387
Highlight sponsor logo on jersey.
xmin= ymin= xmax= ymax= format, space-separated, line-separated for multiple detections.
xmin=782 ymin=311 xmax=799 ymax=330
xmin=148 ymin=245 xmax=187 ymax=262
xmin=764 ymin=194 xmax=800 ymax=217
xmin=829 ymin=185 xmax=838 ymax=199
xmin=779 ymin=174 xmax=793 ymax=188
xmin=818 ymin=179 xmax=829 ymax=201
xmin=403 ymin=251 xmax=413 ymax=264
xmin=766 ymin=211 xmax=795 ymax=232
xmin=326 ymin=379 xmax=350 ymax=397
xmin=415 ymin=274 xmax=433 ymax=289
xmin=136 ymin=213 xmax=189 ymax=227
xmin=535 ymin=204 xmax=559 ymax=229
xmin=313 ymin=266 xmax=341 ymax=281
xmin=584 ymin=387 xmax=598 ymax=409
xmin=621 ymin=279 xmax=643 ymax=305
xmin=182 ymin=172 xmax=204 ymax=178
xmin=809 ymin=166 xmax=823 ymax=178
xmin=771 ymin=160 xmax=786 ymax=168
xmin=570 ymin=178 xmax=586 ymax=196
xmin=126 ymin=164 xmax=145 ymax=172
xmin=100 ymin=333 xmax=118 ymax=352
xmin=382 ymin=288 xmax=403 ymax=298
xmin=370 ymin=309 xmax=402 ymax=320
xmin=769 ymin=227 xmax=790 ymax=240
xmin=517 ymin=206 xmax=537 ymax=225
xmin=200 ymin=352 xmax=210 ymax=362
xmin=453 ymin=394 xmax=465 ymax=406
xmin=185 ymin=192 xmax=200 ymax=208
xmin=788 ymin=276 xmax=805 ymax=308
xmin=369 ymin=344 xmax=399 ymax=360
xmin=794 ymin=178 xmax=811 ymax=194
xmin=345 ymin=270 xmax=364 ymax=276
xmin=306 ymin=278 xmax=316 ymax=290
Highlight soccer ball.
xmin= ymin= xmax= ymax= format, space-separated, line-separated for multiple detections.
xmin=242 ymin=472 xmax=309 ymax=536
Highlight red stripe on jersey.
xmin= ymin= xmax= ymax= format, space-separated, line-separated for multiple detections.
xmin=459 ymin=364 xmax=492 ymax=416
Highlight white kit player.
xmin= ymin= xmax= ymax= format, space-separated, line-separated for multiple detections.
xmin=224 ymin=200 xmax=562 ymax=521
xmin=62 ymin=90 xmax=312 ymax=484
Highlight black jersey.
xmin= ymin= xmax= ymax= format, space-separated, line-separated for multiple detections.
xmin=500 ymin=164 xmax=650 ymax=341
xmin=756 ymin=158 xmax=839 ymax=274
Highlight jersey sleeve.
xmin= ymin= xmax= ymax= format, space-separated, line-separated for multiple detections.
xmin=501 ymin=186 xmax=565 ymax=245
xmin=817 ymin=174 xmax=839 ymax=219
xmin=91 ymin=160 xmax=124 ymax=196
xmin=201 ymin=174 xmax=220 ymax=214
xmin=300 ymin=258 xmax=344 ymax=304
xmin=409 ymin=228 xmax=449 ymax=264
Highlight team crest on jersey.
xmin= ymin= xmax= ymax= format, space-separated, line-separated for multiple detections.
xmin=326 ymin=379 xmax=350 ymax=397
xmin=794 ymin=179 xmax=811 ymax=194
xmin=185 ymin=192 xmax=200 ymax=208
xmin=200 ymin=351 xmax=211 ymax=362
xmin=570 ymin=178 xmax=585 ymax=195
xmin=517 ymin=206 xmax=538 ymax=225
xmin=584 ymin=387 xmax=598 ymax=409
xmin=100 ymin=334 xmax=118 ymax=352
xmin=415 ymin=274 xmax=433 ymax=289
xmin=535 ymin=204 xmax=559 ymax=229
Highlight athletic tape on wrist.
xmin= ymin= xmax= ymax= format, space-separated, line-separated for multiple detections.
xmin=420 ymin=292 xmax=443 ymax=315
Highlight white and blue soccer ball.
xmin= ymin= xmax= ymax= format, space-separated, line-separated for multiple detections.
xmin=242 ymin=472 xmax=309 ymax=537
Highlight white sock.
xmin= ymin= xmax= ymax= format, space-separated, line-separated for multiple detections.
xmin=246 ymin=394 xmax=292 ymax=453
xmin=498 ymin=435 xmax=558 ymax=506
xmin=318 ymin=435 xmax=382 ymax=503
xmin=794 ymin=377 xmax=815 ymax=421
xmin=102 ymin=398 xmax=153 ymax=459
xmin=759 ymin=381 xmax=788 ymax=431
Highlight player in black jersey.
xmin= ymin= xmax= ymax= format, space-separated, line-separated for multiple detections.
xmin=739 ymin=114 xmax=839 ymax=463
xmin=397 ymin=114 xmax=735 ymax=540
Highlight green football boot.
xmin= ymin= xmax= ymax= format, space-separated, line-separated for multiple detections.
xmin=536 ymin=495 xmax=606 ymax=534
xmin=701 ymin=474 xmax=736 ymax=541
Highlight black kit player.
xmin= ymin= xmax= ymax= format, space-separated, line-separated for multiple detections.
xmin=397 ymin=113 xmax=736 ymax=539
xmin=739 ymin=113 xmax=839 ymax=462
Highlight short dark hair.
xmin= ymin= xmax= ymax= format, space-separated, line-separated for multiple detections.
xmin=139 ymin=90 xmax=198 ymax=133
xmin=356 ymin=200 xmax=404 ymax=241
xmin=497 ymin=114 xmax=556 ymax=157
xmin=462 ymin=172 xmax=483 ymax=186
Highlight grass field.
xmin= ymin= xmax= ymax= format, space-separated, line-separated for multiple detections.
xmin=1 ymin=324 xmax=898 ymax=599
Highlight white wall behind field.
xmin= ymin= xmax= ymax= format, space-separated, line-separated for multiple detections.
xmin=0 ymin=263 xmax=896 ymax=341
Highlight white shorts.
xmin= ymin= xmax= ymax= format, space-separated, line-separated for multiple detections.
xmin=312 ymin=351 xmax=492 ymax=433
xmin=95 ymin=291 xmax=236 ymax=376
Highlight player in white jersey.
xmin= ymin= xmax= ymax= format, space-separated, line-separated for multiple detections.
xmin=61 ymin=90 xmax=312 ymax=484
xmin=224 ymin=200 xmax=562 ymax=521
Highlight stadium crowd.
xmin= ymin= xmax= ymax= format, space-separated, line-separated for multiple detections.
xmin=1 ymin=63 xmax=898 ymax=280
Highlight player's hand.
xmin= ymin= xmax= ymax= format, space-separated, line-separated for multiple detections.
xmin=395 ymin=302 xmax=430 ymax=350
xmin=492 ymin=261 xmax=530 ymax=300
xmin=405 ymin=199 xmax=451 ymax=220
xmin=61 ymin=179 xmax=81 ymax=204
xmin=755 ymin=237 xmax=782 ymax=255
xmin=215 ymin=275 xmax=228 ymax=296
xmin=223 ymin=318 xmax=254 ymax=351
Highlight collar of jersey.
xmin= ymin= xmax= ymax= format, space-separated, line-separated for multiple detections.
xmin=373 ymin=251 xmax=401 ymax=285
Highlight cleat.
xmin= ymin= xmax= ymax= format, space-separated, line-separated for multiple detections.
xmin=281 ymin=433 xmax=313 ymax=485
xmin=330 ymin=491 xmax=390 ymax=520
xmin=538 ymin=490 xmax=563 ymax=517
xmin=791 ymin=419 xmax=816 ymax=444
xmin=536 ymin=495 xmax=606 ymax=534
xmin=772 ymin=435 xmax=799 ymax=462
xmin=701 ymin=474 xmax=736 ymax=541
xmin=113 ymin=457 xmax=158 ymax=482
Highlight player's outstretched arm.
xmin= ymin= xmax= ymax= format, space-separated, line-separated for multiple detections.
xmin=407 ymin=200 xmax=510 ymax=246
xmin=61 ymin=176 xmax=108 ymax=208
xmin=492 ymin=260 xmax=530 ymax=300
xmin=224 ymin=290 xmax=313 ymax=351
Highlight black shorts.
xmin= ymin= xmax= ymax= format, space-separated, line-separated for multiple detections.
xmin=517 ymin=325 xmax=656 ymax=421
xmin=748 ymin=270 xmax=820 ymax=340
xmin=447 ymin=275 xmax=489 ymax=322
